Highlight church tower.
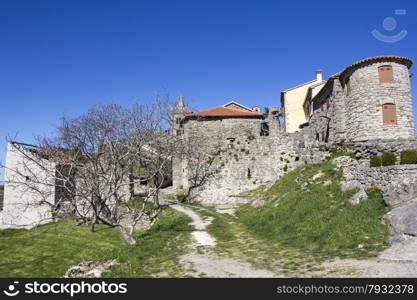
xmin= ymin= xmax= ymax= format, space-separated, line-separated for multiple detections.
xmin=171 ymin=95 xmax=187 ymax=136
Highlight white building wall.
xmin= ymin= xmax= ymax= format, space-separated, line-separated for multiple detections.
xmin=1 ymin=142 xmax=55 ymax=229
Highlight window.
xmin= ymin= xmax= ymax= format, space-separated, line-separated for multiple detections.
xmin=382 ymin=103 xmax=397 ymax=124
xmin=379 ymin=65 xmax=394 ymax=83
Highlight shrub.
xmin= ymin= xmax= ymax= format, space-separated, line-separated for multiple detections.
xmin=400 ymin=150 xmax=417 ymax=164
xmin=381 ymin=152 xmax=397 ymax=166
xmin=370 ymin=155 xmax=382 ymax=167
xmin=366 ymin=185 xmax=382 ymax=198
xmin=175 ymin=189 xmax=188 ymax=203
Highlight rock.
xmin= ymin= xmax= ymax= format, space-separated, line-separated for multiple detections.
xmin=382 ymin=181 xmax=417 ymax=208
xmin=379 ymin=235 xmax=417 ymax=262
xmin=341 ymin=180 xmax=361 ymax=192
xmin=312 ymin=171 xmax=324 ymax=180
xmin=333 ymin=156 xmax=357 ymax=169
xmin=323 ymin=180 xmax=332 ymax=186
xmin=384 ymin=200 xmax=417 ymax=239
xmin=349 ymin=187 xmax=367 ymax=204
xmin=251 ymin=199 xmax=266 ymax=208
xmin=64 ymin=260 xmax=117 ymax=278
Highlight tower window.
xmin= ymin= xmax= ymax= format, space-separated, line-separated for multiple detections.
xmin=382 ymin=103 xmax=397 ymax=124
xmin=378 ymin=65 xmax=394 ymax=83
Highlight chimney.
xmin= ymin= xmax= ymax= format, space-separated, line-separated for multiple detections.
xmin=316 ymin=69 xmax=322 ymax=82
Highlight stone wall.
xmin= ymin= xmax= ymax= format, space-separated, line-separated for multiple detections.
xmin=174 ymin=117 xmax=322 ymax=205
xmin=309 ymin=60 xmax=415 ymax=144
xmin=337 ymin=157 xmax=417 ymax=208
xmin=343 ymin=61 xmax=414 ymax=141
xmin=309 ymin=79 xmax=346 ymax=144
xmin=347 ymin=138 xmax=417 ymax=159
xmin=1 ymin=142 xmax=55 ymax=229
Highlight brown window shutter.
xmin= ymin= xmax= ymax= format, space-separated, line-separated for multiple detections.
xmin=379 ymin=65 xmax=394 ymax=83
xmin=383 ymin=104 xmax=397 ymax=124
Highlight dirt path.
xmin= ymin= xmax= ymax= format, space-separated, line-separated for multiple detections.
xmin=171 ymin=204 xmax=277 ymax=278
xmin=171 ymin=202 xmax=417 ymax=278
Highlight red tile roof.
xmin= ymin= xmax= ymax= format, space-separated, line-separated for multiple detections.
xmin=339 ymin=55 xmax=412 ymax=79
xmin=185 ymin=106 xmax=263 ymax=118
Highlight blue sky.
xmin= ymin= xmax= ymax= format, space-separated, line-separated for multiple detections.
xmin=1 ymin=0 xmax=417 ymax=181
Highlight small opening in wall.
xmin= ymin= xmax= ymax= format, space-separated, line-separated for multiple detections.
xmin=379 ymin=65 xmax=394 ymax=83
xmin=260 ymin=122 xmax=269 ymax=136
xmin=295 ymin=156 xmax=300 ymax=161
xmin=25 ymin=176 xmax=30 ymax=182
xmin=382 ymin=103 xmax=397 ymax=124
xmin=346 ymin=79 xmax=351 ymax=95
xmin=247 ymin=168 xmax=251 ymax=179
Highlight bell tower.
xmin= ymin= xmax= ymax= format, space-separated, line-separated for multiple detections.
xmin=171 ymin=95 xmax=187 ymax=136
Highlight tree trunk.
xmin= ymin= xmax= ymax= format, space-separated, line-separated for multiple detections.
xmin=153 ymin=190 xmax=159 ymax=208
xmin=116 ymin=226 xmax=137 ymax=245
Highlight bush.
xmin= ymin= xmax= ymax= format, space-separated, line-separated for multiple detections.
xmin=175 ymin=189 xmax=188 ymax=203
xmin=366 ymin=185 xmax=382 ymax=198
xmin=370 ymin=156 xmax=382 ymax=167
xmin=400 ymin=150 xmax=417 ymax=164
xmin=381 ymin=152 xmax=397 ymax=166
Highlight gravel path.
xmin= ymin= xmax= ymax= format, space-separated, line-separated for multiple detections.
xmin=171 ymin=204 xmax=277 ymax=278
xmin=171 ymin=203 xmax=417 ymax=278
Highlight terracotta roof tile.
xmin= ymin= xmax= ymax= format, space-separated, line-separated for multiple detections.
xmin=185 ymin=106 xmax=263 ymax=118
xmin=339 ymin=55 xmax=412 ymax=79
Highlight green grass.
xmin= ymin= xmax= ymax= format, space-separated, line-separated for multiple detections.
xmin=236 ymin=160 xmax=390 ymax=259
xmin=190 ymin=204 xmax=324 ymax=276
xmin=188 ymin=204 xmax=235 ymax=242
xmin=0 ymin=208 xmax=192 ymax=277
xmin=105 ymin=208 xmax=192 ymax=277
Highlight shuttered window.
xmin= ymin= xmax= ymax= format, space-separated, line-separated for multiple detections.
xmin=379 ymin=65 xmax=394 ymax=83
xmin=382 ymin=104 xmax=397 ymax=124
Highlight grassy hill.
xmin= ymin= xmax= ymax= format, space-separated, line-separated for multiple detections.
xmin=0 ymin=208 xmax=192 ymax=277
xmin=235 ymin=159 xmax=390 ymax=259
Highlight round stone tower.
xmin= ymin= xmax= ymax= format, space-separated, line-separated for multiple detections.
xmin=339 ymin=55 xmax=414 ymax=142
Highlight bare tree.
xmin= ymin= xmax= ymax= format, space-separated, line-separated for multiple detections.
xmin=2 ymin=100 xmax=177 ymax=244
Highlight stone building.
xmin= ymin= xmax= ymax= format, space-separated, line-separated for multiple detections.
xmin=171 ymin=99 xmax=317 ymax=204
xmin=304 ymin=55 xmax=414 ymax=143
xmin=171 ymin=55 xmax=416 ymax=204
xmin=281 ymin=70 xmax=324 ymax=133
xmin=2 ymin=55 xmax=416 ymax=218
xmin=0 ymin=142 xmax=56 ymax=228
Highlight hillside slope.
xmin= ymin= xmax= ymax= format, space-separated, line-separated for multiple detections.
xmin=236 ymin=159 xmax=390 ymax=259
